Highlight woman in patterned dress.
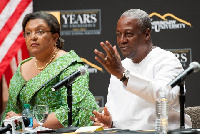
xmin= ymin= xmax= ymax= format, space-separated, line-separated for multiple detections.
xmin=1 ymin=11 xmax=98 ymax=129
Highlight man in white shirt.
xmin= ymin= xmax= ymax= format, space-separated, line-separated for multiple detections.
xmin=90 ymin=9 xmax=192 ymax=130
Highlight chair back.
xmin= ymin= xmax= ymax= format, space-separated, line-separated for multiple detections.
xmin=185 ymin=106 xmax=200 ymax=128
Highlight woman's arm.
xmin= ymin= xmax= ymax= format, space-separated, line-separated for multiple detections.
xmin=34 ymin=112 xmax=64 ymax=129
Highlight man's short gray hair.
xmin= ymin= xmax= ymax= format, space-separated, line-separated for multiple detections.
xmin=121 ymin=9 xmax=152 ymax=33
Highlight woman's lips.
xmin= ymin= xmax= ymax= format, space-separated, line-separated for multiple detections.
xmin=31 ymin=43 xmax=38 ymax=47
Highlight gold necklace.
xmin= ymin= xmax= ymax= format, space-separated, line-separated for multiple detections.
xmin=35 ymin=48 xmax=59 ymax=71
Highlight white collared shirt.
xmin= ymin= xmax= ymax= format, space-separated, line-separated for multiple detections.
xmin=106 ymin=47 xmax=192 ymax=130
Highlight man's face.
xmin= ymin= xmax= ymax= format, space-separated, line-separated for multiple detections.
xmin=116 ymin=16 xmax=148 ymax=63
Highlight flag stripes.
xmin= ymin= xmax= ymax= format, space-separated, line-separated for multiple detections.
xmin=0 ymin=0 xmax=32 ymax=87
xmin=0 ymin=0 xmax=10 ymax=14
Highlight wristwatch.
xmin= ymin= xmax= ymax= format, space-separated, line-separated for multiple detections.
xmin=120 ymin=69 xmax=130 ymax=82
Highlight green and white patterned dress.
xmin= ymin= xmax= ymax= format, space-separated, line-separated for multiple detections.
xmin=1 ymin=50 xmax=98 ymax=127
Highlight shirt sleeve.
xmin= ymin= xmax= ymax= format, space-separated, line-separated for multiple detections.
xmin=125 ymin=53 xmax=183 ymax=104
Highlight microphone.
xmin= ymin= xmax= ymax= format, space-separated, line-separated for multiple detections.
xmin=1 ymin=116 xmax=30 ymax=133
xmin=22 ymin=117 xmax=30 ymax=127
xmin=167 ymin=61 xmax=200 ymax=89
xmin=0 ymin=124 xmax=12 ymax=133
xmin=52 ymin=66 xmax=87 ymax=91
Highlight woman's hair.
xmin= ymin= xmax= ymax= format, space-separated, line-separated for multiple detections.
xmin=121 ymin=9 xmax=152 ymax=33
xmin=22 ymin=11 xmax=64 ymax=49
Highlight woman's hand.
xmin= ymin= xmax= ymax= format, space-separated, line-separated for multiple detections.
xmin=5 ymin=111 xmax=21 ymax=119
xmin=90 ymin=107 xmax=112 ymax=128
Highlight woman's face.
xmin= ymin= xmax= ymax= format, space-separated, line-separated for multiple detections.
xmin=24 ymin=19 xmax=58 ymax=56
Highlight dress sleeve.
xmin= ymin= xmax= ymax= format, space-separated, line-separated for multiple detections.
xmin=0 ymin=96 xmax=20 ymax=126
xmin=0 ymin=67 xmax=24 ymax=126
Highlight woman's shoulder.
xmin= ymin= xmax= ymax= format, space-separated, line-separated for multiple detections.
xmin=20 ymin=57 xmax=34 ymax=69
xmin=48 ymin=50 xmax=84 ymax=74
xmin=56 ymin=49 xmax=67 ymax=58
xmin=56 ymin=50 xmax=83 ymax=63
xmin=20 ymin=57 xmax=33 ymax=64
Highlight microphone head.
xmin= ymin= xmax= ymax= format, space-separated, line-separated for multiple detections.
xmin=78 ymin=66 xmax=87 ymax=75
xmin=22 ymin=117 xmax=30 ymax=127
xmin=190 ymin=62 xmax=200 ymax=73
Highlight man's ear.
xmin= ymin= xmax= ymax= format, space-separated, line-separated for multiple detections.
xmin=145 ymin=28 xmax=151 ymax=40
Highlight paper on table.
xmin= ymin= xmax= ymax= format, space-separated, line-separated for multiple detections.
xmin=75 ymin=126 xmax=104 ymax=132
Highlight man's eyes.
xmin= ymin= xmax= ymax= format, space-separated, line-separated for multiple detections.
xmin=116 ymin=32 xmax=135 ymax=37
xmin=126 ymin=33 xmax=134 ymax=37
xmin=116 ymin=32 xmax=133 ymax=34
xmin=116 ymin=32 xmax=121 ymax=36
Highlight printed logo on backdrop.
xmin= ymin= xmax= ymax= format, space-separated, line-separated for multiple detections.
xmin=149 ymin=12 xmax=192 ymax=32
xmin=60 ymin=9 xmax=101 ymax=36
xmin=46 ymin=12 xmax=103 ymax=72
xmin=81 ymin=58 xmax=103 ymax=74
xmin=167 ymin=48 xmax=192 ymax=69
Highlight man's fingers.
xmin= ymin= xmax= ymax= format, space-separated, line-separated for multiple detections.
xmin=93 ymin=110 xmax=102 ymax=118
xmin=100 ymin=42 xmax=109 ymax=56
xmin=94 ymin=49 xmax=107 ymax=60
xmin=90 ymin=116 xmax=95 ymax=121
xmin=101 ymin=41 xmax=114 ymax=59
xmin=103 ymin=107 xmax=110 ymax=116
xmin=113 ymin=45 xmax=121 ymax=59
xmin=94 ymin=49 xmax=108 ymax=66
xmin=92 ymin=110 xmax=98 ymax=114
xmin=93 ymin=122 xmax=104 ymax=126
xmin=93 ymin=122 xmax=111 ymax=129
xmin=105 ymin=41 xmax=115 ymax=56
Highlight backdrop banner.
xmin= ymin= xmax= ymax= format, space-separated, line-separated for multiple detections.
xmin=33 ymin=0 xmax=200 ymax=107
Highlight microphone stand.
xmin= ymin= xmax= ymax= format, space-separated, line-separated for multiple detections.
xmin=179 ymin=82 xmax=185 ymax=129
xmin=56 ymin=84 xmax=78 ymax=133
xmin=67 ymin=84 xmax=73 ymax=126
xmin=168 ymin=82 xmax=198 ymax=134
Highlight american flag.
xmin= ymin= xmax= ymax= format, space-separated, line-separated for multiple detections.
xmin=0 ymin=0 xmax=32 ymax=102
